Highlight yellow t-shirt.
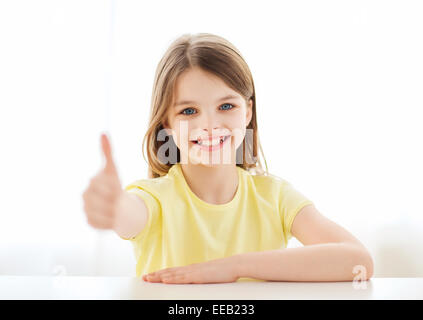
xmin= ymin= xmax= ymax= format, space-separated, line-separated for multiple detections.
xmin=120 ymin=163 xmax=313 ymax=282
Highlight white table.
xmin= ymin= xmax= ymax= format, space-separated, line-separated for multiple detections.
xmin=0 ymin=276 xmax=422 ymax=300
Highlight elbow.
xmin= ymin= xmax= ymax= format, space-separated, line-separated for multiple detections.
xmin=354 ymin=247 xmax=374 ymax=281
xmin=345 ymin=243 xmax=374 ymax=281
xmin=364 ymin=251 xmax=374 ymax=280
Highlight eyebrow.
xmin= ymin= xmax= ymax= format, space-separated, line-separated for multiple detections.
xmin=173 ymin=94 xmax=241 ymax=108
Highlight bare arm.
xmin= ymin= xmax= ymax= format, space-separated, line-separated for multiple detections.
xmin=236 ymin=204 xmax=374 ymax=282
xmin=237 ymin=242 xmax=372 ymax=282
xmin=113 ymin=191 xmax=149 ymax=240
xmin=83 ymin=133 xmax=150 ymax=238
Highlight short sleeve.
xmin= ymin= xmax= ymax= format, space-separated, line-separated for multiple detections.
xmin=279 ymin=180 xmax=314 ymax=242
xmin=119 ymin=185 xmax=160 ymax=242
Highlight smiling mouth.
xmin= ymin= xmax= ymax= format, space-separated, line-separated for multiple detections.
xmin=190 ymin=135 xmax=231 ymax=146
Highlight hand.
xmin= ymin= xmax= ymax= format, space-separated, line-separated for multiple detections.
xmin=142 ymin=255 xmax=241 ymax=284
xmin=82 ymin=133 xmax=124 ymax=230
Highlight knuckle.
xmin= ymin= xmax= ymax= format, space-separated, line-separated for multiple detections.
xmin=84 ymin=197 xmax=94 ymax=208
xmin=86 ymin=216 xmax=95 ymax=227
xmin=87 ymin=215 xmax=101 ymax=228
xmin=82 ymin=189 xmax=91 ymax=199
xmin=83 ymin=201 xmax=93 ymax=213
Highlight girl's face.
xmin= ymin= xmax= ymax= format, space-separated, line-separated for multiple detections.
xmin=163 ymin=67 xmax=252 ymax=167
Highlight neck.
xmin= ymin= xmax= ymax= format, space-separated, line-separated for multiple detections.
xmin=179 ymin=163 xmax=239 ymax=205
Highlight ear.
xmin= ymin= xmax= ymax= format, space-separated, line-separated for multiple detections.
xmin=246 ymin=99 xmax=253 ymax=127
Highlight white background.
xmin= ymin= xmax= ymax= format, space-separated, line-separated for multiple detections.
xmin=0 ymin=0 xmax=422 ymax=277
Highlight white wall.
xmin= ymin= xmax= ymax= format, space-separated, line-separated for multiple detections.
xmin=0 ymin=0 xmax=422 ymax=277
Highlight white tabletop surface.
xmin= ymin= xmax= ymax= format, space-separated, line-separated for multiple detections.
xmin=0 ymin=276 xmax=422 ymax=300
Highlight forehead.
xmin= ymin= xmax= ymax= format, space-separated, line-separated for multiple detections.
xmin=173 ymin=68 xmax=243 ymax=107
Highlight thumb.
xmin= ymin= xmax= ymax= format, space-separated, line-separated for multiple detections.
xmin=101 ymin=133 xmax=118 ymax=176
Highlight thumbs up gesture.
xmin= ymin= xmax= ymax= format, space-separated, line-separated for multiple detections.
xmin=82 ymin=133 xmax=124 ymax=229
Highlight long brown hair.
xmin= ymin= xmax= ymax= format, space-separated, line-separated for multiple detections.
xmin=141 ymin=33 xmax=269 ymax=178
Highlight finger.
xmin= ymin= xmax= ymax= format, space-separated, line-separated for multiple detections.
xmin=152 ymin=268 xmax=173 ymax=277
xmin=101 ymin=133 xmax=118 ymax=175
xmin=147 ymin=269 xmax=180 ymax=283
xmin=92 ymin=173 xmax=122 ymax=192
xmin=88 ymin=217 xmax=113 ymax=229
xmin=89 ymin=177 xmax=117 ymax=198
xmin=162 ymin=274 xmax=188 ymax=284
xmin=86 ymin=213 xmax=114 ymax=229
xmin=84 ymin=197 xmax=114 ymax=217
xmin=84 ymin=206 xmax=114 ymax=224
xmin=145 ymin=275 xmax=163 ymax=283
xmin=84 ymin=193 xmax=115 ymax=213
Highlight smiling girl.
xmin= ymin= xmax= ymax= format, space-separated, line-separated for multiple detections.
xmin=82 ymin=33 xmax=373 ymax=284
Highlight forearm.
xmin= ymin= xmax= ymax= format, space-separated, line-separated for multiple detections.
xmin=235 ymin=242 xmax=374 ymax=282
xmin=113 ymin=191 xmax=148 ymax=239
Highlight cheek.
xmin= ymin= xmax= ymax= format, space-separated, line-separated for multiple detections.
xmin=232 ymin=127 xmax=247 ymax=149
xmin=172 ymin=120 xmax=190 ymax=148
xmin=226 ymin=112 xmax=247 ymax=146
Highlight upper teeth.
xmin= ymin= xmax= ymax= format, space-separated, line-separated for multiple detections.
xmin=197 ymin=136 xmax=226 ymax=146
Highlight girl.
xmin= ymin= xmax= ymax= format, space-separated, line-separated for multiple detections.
xmin=82 ymin=33 xmax=374 ymax=284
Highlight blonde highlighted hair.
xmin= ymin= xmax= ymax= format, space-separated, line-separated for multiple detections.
xmin=141 ymin=33 xmax=269 ymax=178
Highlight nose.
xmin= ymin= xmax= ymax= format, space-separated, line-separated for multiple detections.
xmin=197 ymin=111 xmax=221 ymax=135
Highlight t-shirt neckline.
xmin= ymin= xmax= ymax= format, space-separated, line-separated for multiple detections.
xmin=171 ymin=163 xmax=242 ymax=210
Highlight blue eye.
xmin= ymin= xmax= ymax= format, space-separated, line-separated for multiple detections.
xmin=220 ymin=103 xmax=234 ymax=110
xmin=181 ymin=108 xmax=196 ymax=115
xmin=180 ymin=103 xmax=234 ymax=116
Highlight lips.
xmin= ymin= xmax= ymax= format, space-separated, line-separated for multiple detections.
xmin=190 ymin=135 xmax=231 ymax=152
xmin=191 ymin=135 xmax=231 ymax=146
